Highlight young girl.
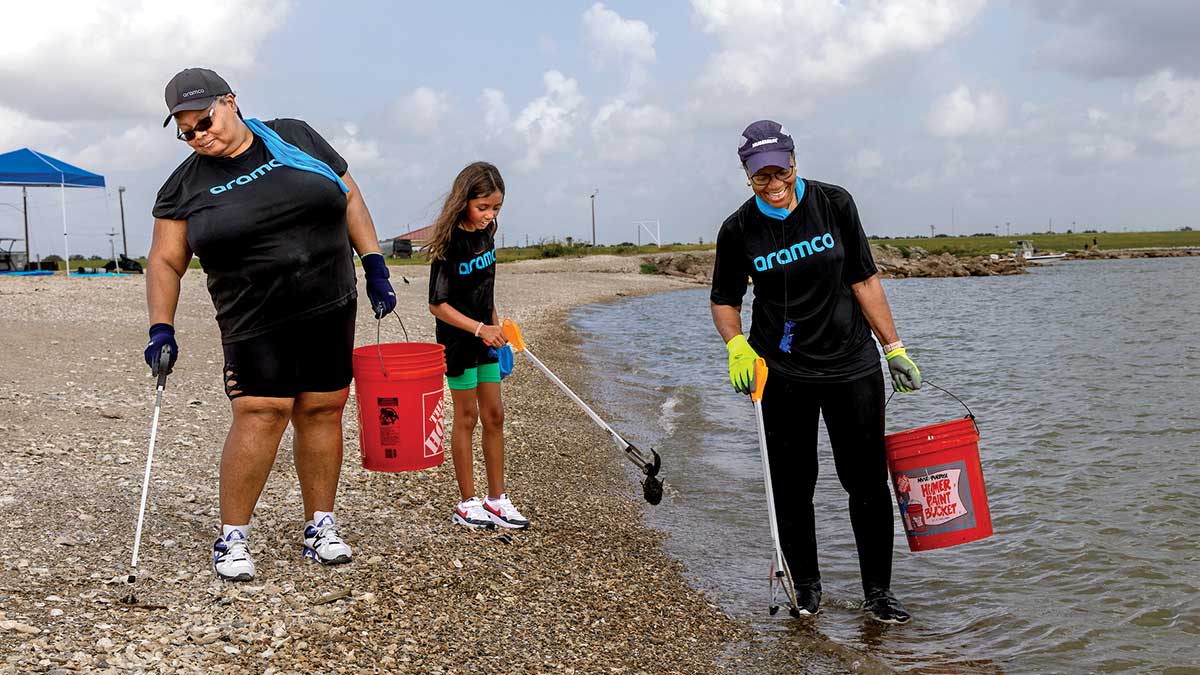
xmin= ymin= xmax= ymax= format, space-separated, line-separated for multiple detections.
xmin=427 ymin=162 xmax=528 ymax=530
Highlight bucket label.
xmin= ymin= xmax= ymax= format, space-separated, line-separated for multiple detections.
xmin=423 ymin=390 xmax=445 ymax=458
xmin=894 ymin=460 xmax=975 ymax=536
xmin=378 ymin=397 xmax=402 ymax=447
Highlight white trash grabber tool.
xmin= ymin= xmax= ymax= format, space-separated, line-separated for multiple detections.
xmin=121 ymin=346 xmax=171 ymax=607
xmin=501 ymin=319 xmax=663 ymax=505
xmin=751 ymin=358 xmax=799 ymax=617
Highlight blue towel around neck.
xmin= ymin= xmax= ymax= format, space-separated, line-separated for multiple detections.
xmin=754 ymin=178 xmax=806 ymax=220
xmin=244 ymin=118 xmax=349 ymax=194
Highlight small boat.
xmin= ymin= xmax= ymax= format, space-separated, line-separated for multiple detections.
xmin=1012 ymin=240 xmax=1069 ymax=263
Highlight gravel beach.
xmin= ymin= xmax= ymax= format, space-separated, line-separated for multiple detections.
xmin=0 ymin=257 xmax=871 ymax=674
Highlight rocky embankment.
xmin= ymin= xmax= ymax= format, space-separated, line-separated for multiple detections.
xmin=1071 ymin=247 xmax=1200 ymax=260
xmin=640 ymin=245 xmax=1026 ymax=284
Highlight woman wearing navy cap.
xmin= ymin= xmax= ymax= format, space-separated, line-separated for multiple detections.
xmin=710 ymin=119 xmax=921 ymax=623
xmin=145 ymin=68 xmax=397 ymax=582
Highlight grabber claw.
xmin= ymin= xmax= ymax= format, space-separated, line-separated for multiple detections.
xmin=502 ymin=317 xmax=665 ymax=505
xmin=627 ymin=442 xmax=663 ymax=505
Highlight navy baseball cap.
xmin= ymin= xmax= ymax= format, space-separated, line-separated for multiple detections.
xmin=162 ymin=68 xmax=232 ymax=127
xmin=737 ymin=120 xmax=795 ymax=175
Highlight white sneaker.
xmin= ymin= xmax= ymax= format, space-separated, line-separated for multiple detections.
xmin=452 ymin=497 xmax=494 ymax=529
xmin=303 ymin=513 xmax=352 ymax=565
xmin=483 ymin=493 xmax=530 ymax=530
xmin=213 ymin=529 xmax=255 ymax=581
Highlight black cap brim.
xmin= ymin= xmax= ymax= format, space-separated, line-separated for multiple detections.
xmin=162 ymin=97 xmax=218 ymax=128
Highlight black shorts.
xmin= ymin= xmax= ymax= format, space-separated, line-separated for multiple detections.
xmin=221 ymin=301 xmax=356 ymax=399
xmin=443 ymin=339 xmax=499 ymax=378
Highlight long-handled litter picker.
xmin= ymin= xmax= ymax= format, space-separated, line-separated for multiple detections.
xmin=501 ymin=319 xmax=663 ymax=505
xmin=751 ymin=358 xmax=800 ymax=617
xmin=120 ymin=347 xmax=172 ymax=607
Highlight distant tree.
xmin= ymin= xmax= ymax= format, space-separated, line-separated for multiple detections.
xmin=44 ymin=254 xmax=63 ymax=263
xmin=1180 ymin=226 xmax=1194 ymax=231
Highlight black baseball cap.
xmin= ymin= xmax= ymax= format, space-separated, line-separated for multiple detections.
xmin=737 ymin=120 xmax=795 ymax=175
xmin=162 ymin=68 xmax=232 ymax=127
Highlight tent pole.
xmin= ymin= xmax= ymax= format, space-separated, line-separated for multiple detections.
xmin=60 ymin=181 xmax=68 ymax=277
xmin=22 ymin=187 xmax=29 ymax=270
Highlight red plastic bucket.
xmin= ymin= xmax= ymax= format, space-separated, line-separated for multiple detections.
xmin=886 ymin=391 xmax=993 ymax=551
xmin=351 ymin=342 xmax=447 ymax=472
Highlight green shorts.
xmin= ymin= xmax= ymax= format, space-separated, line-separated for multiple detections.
xmin=447 ymin=362 xmax=502 ymax=390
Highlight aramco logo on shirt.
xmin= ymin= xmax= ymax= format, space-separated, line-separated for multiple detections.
xmin=458 ymin=248 xmax=496 ymax=275
xmin=208 ymin=159 xmax=284 ymax=195
xmin=753 ymin=232 xmax=836 ymax=272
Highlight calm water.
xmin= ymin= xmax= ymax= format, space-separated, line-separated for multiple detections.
xmin=571 ymin=258 xmax=1200 ymax=674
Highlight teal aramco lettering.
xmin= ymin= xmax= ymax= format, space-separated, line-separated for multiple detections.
xmin=753 ymin=233 xmax=836 ymax=272
xmin=209 ymin=159 xmax=284 ymax=195
xmin=458 ymin=248 xmax=496 ymax=275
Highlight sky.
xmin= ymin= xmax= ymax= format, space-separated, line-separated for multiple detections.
xmin=2 ymin=0 xmax=1199 ymax=259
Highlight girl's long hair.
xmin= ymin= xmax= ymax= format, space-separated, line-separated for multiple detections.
xmin=425 ymin=162 xmax=505 ymax=262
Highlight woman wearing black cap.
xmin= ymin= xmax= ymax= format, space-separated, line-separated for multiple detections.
xmin=145 ymin=68 xmax=397 ymax=581
xmin=710 ymin=119 xmax=921 ymax=623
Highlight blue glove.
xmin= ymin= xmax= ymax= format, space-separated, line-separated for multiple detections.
xmin=497 ymin=344 xmax=514 ymax=380
xmin=361 ymin=252 xmax=396 ymax=319
xmin=144 ymin=323 xmax=178 ymax=375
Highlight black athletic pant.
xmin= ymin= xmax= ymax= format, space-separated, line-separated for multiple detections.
xmin=760 ymin=367 xmax=893 ymax=595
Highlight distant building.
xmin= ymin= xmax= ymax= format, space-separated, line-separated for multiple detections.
xmin=379 ymin=224 xmax=436 ymax=258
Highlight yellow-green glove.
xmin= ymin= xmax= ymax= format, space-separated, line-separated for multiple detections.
xmin=886 ymin=347 xmax=922 ymax=393
xmin=726 ymin=334 xmax=759 ymax=394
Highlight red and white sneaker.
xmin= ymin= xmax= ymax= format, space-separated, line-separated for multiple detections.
xmin=453 ymin=497 xmax=494 ymax=529
xmin=483 ymin=493 xmax=530 ymax=530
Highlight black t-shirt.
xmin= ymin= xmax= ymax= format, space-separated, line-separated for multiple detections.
xmin=153 ymin=118 xmax=355 ymax=343
xmin=710 ymin=180 xmax=880 ymax=383
xmin=428 ymin=223 xmax=498 ymax=374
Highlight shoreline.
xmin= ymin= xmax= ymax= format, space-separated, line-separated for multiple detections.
xmin=0 ymin=259 xmax=870 ymax=674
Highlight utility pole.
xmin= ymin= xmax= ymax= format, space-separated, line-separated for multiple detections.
xmin=929 ymin=224 xmax=935 ymax=238
xmin=590 ymin=190 xmax=598 ymax=246
xmin=22 ymin=187 xmax=30 ymax=269
xmin=118 ymin=186 xmax=128 ymax=257
xmin=1006 ymin=221 xmax=1011 ymax=237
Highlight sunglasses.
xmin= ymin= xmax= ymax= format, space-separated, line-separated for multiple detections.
xmin=176 ymin=102 xmax=218 ymax=142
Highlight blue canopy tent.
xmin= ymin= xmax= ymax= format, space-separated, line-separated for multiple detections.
xmin=0 ymin=148 xmax=106 ymax=274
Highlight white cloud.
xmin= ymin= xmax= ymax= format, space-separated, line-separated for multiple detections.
xmin=926 ymin=85 xmax=1007 ymax=138
xmin=324 ymin=122 xmax=383 ymax=169
xmin=391 ymin=87 xmax=451 ymax=136
xmin=845 ymin=148 xmax=884 ymax=175
xmin=480 ymin=89 xmax=511 ymax=134
xmin=690 ymin=0 xmax=985 ymax=114
xmin=511 ymin=71 xmax=585 ymax=171
xmin=583 ymin=3 xmax=657 ymax=95
xmin=1133 ymin=70 xmax=1200 ymax=150
xmin=590 ymin=100 xmax=673 ymax=164
xmin=73 ymin=125 xmax=176 ymax=171
xmin=0 ymin=0 xmax=290 ymax=122
xmin=0 ymin=104 xmax=68 ymax=150
xmin=1015 ymin=1 xmax=1200 ymax=80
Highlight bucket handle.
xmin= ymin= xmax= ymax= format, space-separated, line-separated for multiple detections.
xmin=375 ymin=313 xmax=410 ymax=378
xmin=886 ymin=379 xmax=977 ymax=430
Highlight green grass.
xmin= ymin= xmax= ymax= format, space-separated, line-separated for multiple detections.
xmin=53 ymin=242 xmax=713 ymax=272
xmin=384 ymin=241 xmax=712 ymax=266
xmin=871 ymin=230 xmax=1200 ymax=257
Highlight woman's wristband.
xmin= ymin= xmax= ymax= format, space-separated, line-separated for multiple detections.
xmin=882 ymin=339 xmax=904 ymax=353
xmin=474 ymin=322 xmax=484 ymax=337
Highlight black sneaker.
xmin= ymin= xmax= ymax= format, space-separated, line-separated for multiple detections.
xmin=796 ymin=580 xmax=822 ymax=616
xmin=862 ymin=588 xmax=911 ymax=624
